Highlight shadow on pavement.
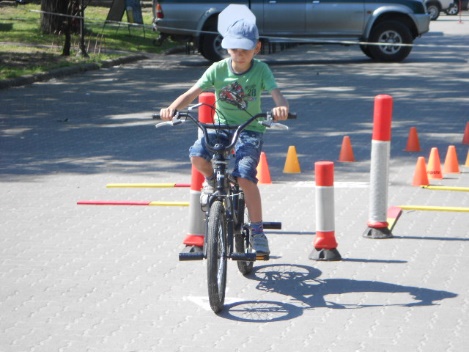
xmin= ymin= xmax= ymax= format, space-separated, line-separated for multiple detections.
xmin=220 ymin=264 xmax=457 ymax=322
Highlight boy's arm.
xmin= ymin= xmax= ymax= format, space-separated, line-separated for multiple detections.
xmin=160 ymin=85 xmax=204 ymax=120
xmin=271 ymin=88 xmax=289 ymax=121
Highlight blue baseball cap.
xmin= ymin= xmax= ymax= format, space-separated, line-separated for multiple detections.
xmin=221 ymin=19 xmax=259 ymax=50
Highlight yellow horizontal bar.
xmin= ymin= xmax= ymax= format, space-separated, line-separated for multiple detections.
xmin=149 ymin=201 xmax=189 ymax=207
xmin=107 ymin=183 xmax=176 ymax=188
xmin=421 ymin=185 xmax=469 ymax=192
xmin=399 ymin=205 xmax=469 ymax=212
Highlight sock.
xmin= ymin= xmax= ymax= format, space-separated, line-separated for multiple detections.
xmin=204 ymin=174 xmax=215 ymax=187
xmin=251 ymin=221 xmax=264 ymax=235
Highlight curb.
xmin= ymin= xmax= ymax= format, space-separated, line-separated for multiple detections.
xmin=0 ymin=54 xmax=148 ymax=90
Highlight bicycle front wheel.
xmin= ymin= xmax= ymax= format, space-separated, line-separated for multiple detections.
xmin=206 ymin=200 xmax=227 ymax=313
xmin=234 ymin=192 xmax=254 ymax=275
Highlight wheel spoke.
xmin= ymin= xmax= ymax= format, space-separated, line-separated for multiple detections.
xmin=379 ymin=30 xmax=402 ymax=54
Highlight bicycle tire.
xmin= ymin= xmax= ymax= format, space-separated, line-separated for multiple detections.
xmin=234 ymin=192 xmax=254 ymax=275
xmin=206 ymin=200 xmax=227 ymax=313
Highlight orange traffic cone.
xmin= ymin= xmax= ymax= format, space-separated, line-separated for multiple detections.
xmin=338 ymin=136 xmax=355 ymax=162
xmin=465 ymin=149 xmax=469 ymax=167
xmin=405 ymin=127 xmax=421 ymax=152
xmin=412 ymin=156 xmax=429 ymax=186
xmin=283 ymin=146 xmax=301 ymax=173
xmin=427 ymin=147 xmax=443 ymax=180
xmin=257 ymin=152 xmax=272 ymax=184
xmin=462 ymin=122 xmax=469 ymax=145
xmin=443 ymin=145 xmax=460 ymax=174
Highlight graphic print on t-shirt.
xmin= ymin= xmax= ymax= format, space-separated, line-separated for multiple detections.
xmin=219 ymin=81 xmax=255 ymax=110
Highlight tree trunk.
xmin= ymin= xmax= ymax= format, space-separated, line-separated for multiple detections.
xmin=41 ymin=0 xmax=89 ymax=57
xmin=62 ymin=18 xmax=71 ymax=56
xmin=40 ymin=0 xmax=71 ymax=34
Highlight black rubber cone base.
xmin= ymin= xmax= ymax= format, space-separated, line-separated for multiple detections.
xmin=363 ymin=227 xmax=393 ymax=239
xmin=309 ymin=248 xmax=342 ymax=261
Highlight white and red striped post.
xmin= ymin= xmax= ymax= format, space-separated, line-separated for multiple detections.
xmin=183 ymin=92 xmax=215 ymax=248
xmin=363 ymin=95 xmax=394 ymax=239
xmin=309 ymin=161 xmax=341 ymax=261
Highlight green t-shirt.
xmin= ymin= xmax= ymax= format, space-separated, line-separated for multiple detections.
xmin=196 ymin=58 xmax=278 ymax=132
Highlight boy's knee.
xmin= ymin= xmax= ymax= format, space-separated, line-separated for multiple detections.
xmin=191 ymin=155 xmax=207 ymax=165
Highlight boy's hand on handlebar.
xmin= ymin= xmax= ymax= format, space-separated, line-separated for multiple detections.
xmin=159 ymin=108 xmax=176 ymax=121
xmin=272 ymin=106 xmax=289 ymax=121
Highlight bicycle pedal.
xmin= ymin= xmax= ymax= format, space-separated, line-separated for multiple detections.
xmin=263 ymin=222 xmax=282 ymax=230
xmin=179 ymin=245 xmax=204 ymax=261
xmin=231 ymin=252 xmax=256 ymax=261
xmin=256 ymin=253 xmax=270 ymax=261
xmin=179 ymin=252 xmax=204 ymax=261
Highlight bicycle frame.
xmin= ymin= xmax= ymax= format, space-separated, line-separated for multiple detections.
xmin=205 ymin=142 xmax=255 ymax=262
xmin=154 ymin=103 xmax=295 ymax=313
xmin=155 ymin=105 xmax=288 ymax=253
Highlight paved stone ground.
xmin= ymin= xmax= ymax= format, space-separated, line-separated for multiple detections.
xmin=1 ymin=13 xmax=469 ymax=352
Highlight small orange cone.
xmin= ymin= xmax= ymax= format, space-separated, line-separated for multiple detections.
xmin=257 ymin=152 xmax=272 ymax=184
xmin=283 ymin=146 xmax=301 ymax=173
xmin=412 ymin=156 xmax=429 ymax=186
xmin=465 ymin=149 xmax=469 ymax=167
xmin=338 ymin=136 xmax=355 ymax=162
xmin=405 ymin=127 xmax=421 ymax=152
xmin=462 ymin=122 xmax=469 ymax=145
xmin=427 ymin=147 xmax=443 ymax=179
xmin=443 ymin=145 xmax=460 ymax=174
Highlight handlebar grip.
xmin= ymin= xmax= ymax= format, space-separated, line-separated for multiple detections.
xmin=288 ymin=112 xmax=297 ymax=119
xmin=153 ymin=110 xmax=178 ymax=120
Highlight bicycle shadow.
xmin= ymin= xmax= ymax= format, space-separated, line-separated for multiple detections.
xmin=219 ymin=264 xmax=457 ymax=322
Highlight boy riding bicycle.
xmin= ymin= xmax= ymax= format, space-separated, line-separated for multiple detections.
xmin=159 ymin=18 xmax=290 ymax=256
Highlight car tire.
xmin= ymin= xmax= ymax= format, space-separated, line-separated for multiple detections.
xmin=426 ymin=4 xmax=440 ymax=20
xmin=360 ymin=44 xmax=374 ymax=59
xmin=200 ymin=22 xmax=225 ymax=62
xmin=367 ymin=21 xmax=413 ymax=62
xmin=445 ymin=3 xmax=459 ymax=15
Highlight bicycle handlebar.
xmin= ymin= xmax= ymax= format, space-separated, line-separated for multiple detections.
xmin=153 ymin=105 xmax=296 ymax=153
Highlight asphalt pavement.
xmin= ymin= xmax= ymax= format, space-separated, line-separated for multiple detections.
xmin=1 ymin=13 xmax=469 ymax=352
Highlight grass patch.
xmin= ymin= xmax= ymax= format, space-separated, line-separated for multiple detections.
xmin=0 ymin=44 xmax=120 ymax=79
xmin=0 ymin=2 xmax=176 ymax=81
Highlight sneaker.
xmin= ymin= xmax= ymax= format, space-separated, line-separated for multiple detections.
xmin=252 ymin=233 xmax=270 ymax=255
xmin=200 ymin=179 xmax=215 ymax=210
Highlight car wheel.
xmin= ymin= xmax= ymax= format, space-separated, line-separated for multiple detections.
xmin=445 ymin=3 xmax=459 ymax=15
xmin=368 ymin=21 xmax=413 ymax=62
xmin=360 ymin=45 xmax=374 ymax=59
xmin=427 ymin=4 xmax=440 ymax=20
xmin=200 ymin=23 xmax=226 ymax=62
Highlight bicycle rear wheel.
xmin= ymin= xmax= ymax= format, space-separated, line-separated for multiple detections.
xmin=234 ymin=192 xmax=254 ymax=275
xmin=206 ymin=200 xmax=227 ymax=313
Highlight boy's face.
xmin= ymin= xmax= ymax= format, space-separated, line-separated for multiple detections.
xmin=227 ymin=42 xmax=262 ymax=65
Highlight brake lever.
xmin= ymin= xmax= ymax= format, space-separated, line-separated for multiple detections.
xmin=155 ymin=121 xmax=174 ymax=129
xmin=154 ymin=112 xmax=185 ymax=128
xmin=269 ymin=123 xmax=289 ymax=130
xmin=188 ymin=103 xmax=203 ymax=110
xmin=258 ymin=118 xmax=289 ymax=130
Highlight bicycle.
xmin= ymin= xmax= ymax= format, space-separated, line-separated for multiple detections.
xmin=153 ymin=103 xmax=296 ymax=313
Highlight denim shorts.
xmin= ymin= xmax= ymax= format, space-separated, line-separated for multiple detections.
xmin=189 ymin=130 xmax=264 ymax=184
